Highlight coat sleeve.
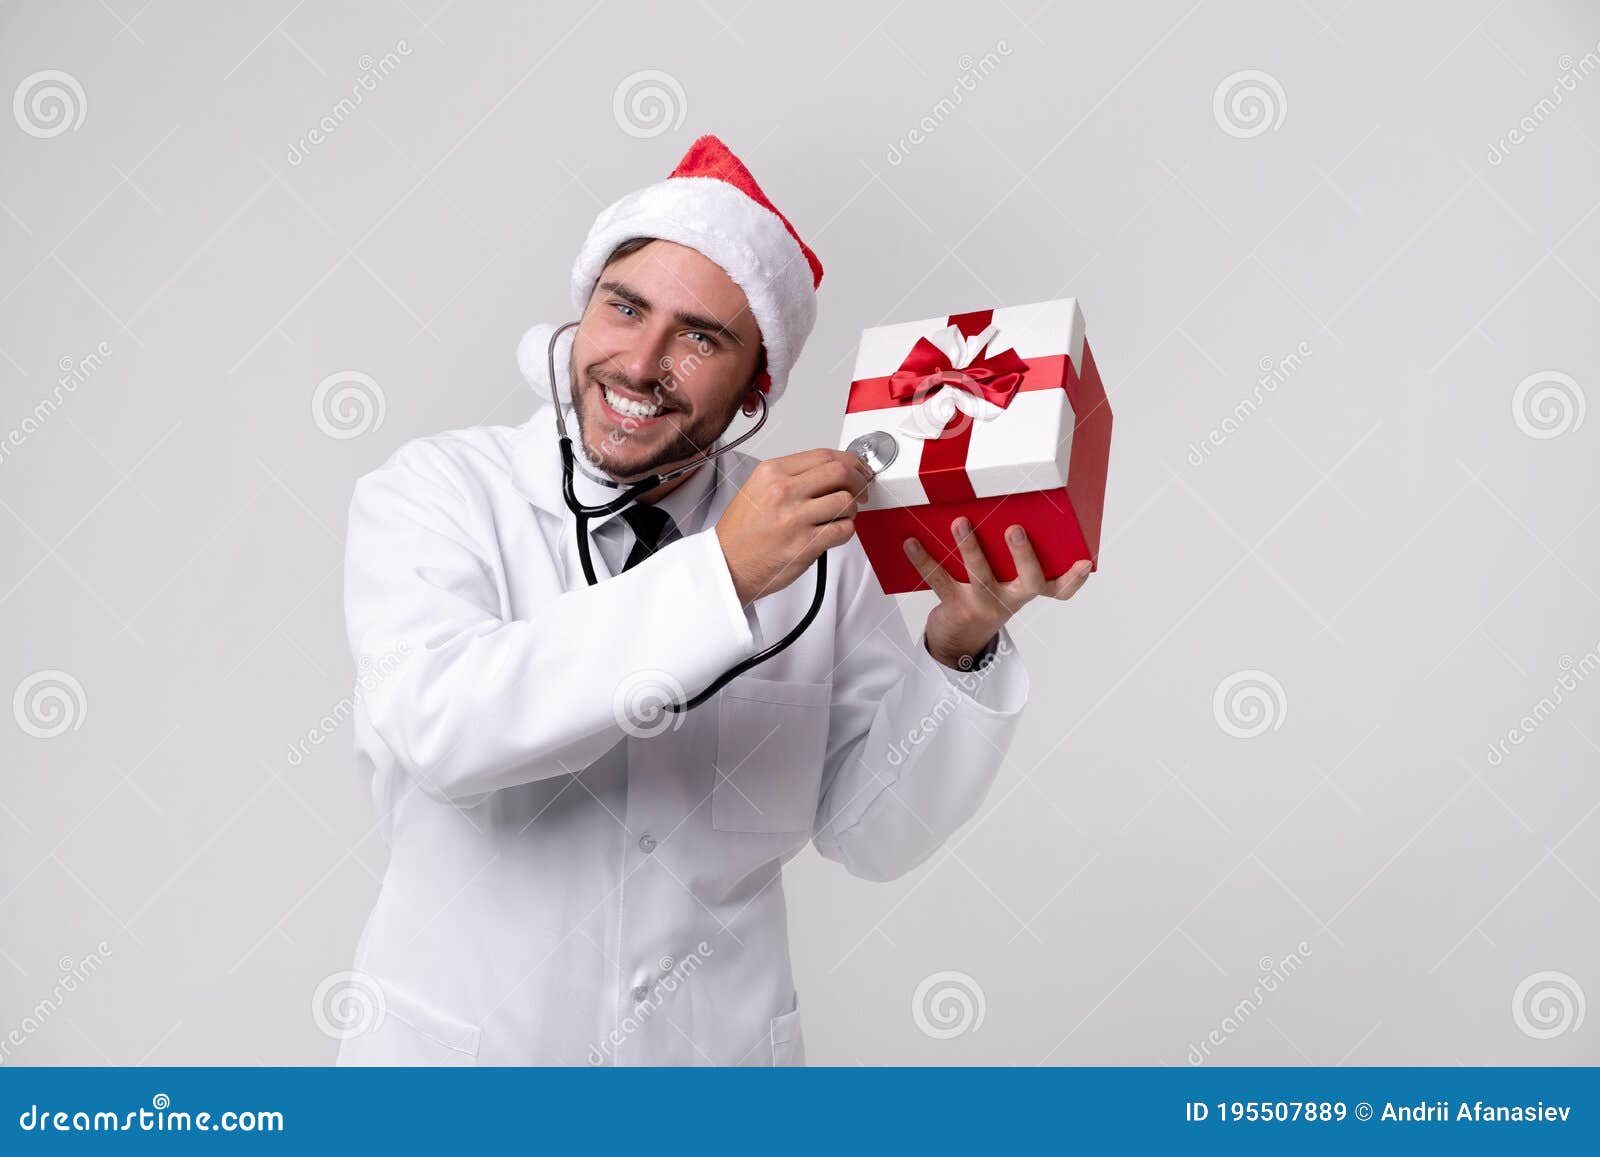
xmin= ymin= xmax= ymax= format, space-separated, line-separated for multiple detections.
xmin=344 ymin=438 xmax=759 ymax=807
xmin=809 ymin=547 xmax=1030 ymax=881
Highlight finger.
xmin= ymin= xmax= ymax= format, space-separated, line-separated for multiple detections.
xmin=813 ymin=516 xmax=856 ymax=551
xmin=793 ymin=460 xmax=869 ymax=500
xmin=1004 ymin=525 xmax=1046 ymax=597
xmin=902 ymin=536 xmax=962 ymax=601
xmin=799 ymin=490 xmax=857 ymax=525
xmin=951 ymin=516 xmax=999 ymax=594
xmin=1044 ymin=559 xmax=1092 ymax=600
xmin=779 ymin=448 xmax=873 ymax=484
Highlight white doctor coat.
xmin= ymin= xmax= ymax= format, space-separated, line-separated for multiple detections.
xmin=336 ymin=403 xmax=1029 ymax=1066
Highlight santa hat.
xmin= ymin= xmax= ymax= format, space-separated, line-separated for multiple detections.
xmin=519 ymin=134 xmax=823 ymax=407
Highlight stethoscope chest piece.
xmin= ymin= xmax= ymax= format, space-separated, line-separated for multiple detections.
xmin=847 ymin=430 xmax=898 ymax=476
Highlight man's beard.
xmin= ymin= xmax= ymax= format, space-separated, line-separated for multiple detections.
xmin=571 ymin=363 xmax=742 ymax=482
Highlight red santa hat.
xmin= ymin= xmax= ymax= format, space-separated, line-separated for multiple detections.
xmin=520 ymin=134 xmax=823 ymax=407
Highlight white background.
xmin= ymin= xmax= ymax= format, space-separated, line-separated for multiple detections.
xmin=1 ymin=0 xmax=1596 ymax=1065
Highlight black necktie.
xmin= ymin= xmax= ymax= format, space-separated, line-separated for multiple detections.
xmin=620 ymin=503 xmax=679 ymax=572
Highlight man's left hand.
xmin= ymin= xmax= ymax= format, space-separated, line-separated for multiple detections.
xmin=903 ymin=517 xmax=1092 ymax=671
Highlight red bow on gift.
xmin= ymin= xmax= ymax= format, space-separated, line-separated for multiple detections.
xmin=886 ymin=334 xmax=1031 ymax=409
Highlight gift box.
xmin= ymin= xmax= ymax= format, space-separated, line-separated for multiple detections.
xmin=837 ymin=299 xmax=1112 ymax=595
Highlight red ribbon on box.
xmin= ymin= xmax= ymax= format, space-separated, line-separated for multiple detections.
xmin=847 ymin=309 xmax=1070 ymax=504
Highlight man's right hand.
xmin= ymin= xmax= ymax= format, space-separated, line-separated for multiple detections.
xmin=715 ymin=449 xmax=872 ymax=605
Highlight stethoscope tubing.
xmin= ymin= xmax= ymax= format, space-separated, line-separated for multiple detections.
xmin=548 ymin=320 xmax=829 ymax=714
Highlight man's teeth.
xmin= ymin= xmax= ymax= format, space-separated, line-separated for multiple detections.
xmin=603 ymin=384 xmax=664 ymax=418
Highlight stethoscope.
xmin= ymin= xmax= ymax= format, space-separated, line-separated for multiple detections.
xmin=548 ymin=320 xmax=896 ymax=714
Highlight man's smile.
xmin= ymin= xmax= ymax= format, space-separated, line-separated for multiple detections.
xmin=588 ymin=371 xmax=681 ymax=428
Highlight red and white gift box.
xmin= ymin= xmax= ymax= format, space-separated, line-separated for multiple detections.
xmin=837 ymin=299 xmax=1112 ymax=595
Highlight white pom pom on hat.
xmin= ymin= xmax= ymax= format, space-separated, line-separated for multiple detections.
xmin=520 ymin=134 xmax=824 ymax=407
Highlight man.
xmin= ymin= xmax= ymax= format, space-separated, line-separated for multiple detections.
xmin=337 ymin=135 xmax=1090 ymax=1066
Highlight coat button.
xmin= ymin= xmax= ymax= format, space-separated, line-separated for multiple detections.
xmin=638 ymin=833 xmax=657 ymax=853
xmin=631 ymin=985 xmax=650 ymax=1003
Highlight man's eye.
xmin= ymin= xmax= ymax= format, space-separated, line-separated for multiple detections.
xmin=610 ymin=302 xmax=638 ymax=319
xmin=684 ymin=331 xmax=717 ymax=350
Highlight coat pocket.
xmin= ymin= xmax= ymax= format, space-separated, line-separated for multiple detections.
xmin=336 ymin=978 xmax=482 ymax=1066
xmin=713 ymin=676 xmax=831 ymax=834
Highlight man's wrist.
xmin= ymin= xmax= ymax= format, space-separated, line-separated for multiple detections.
xmin=926 ymin=630 xmax=1001 ymax=673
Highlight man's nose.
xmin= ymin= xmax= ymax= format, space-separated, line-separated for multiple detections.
xmin=614 ymin=325 xmax=675 ymax=389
